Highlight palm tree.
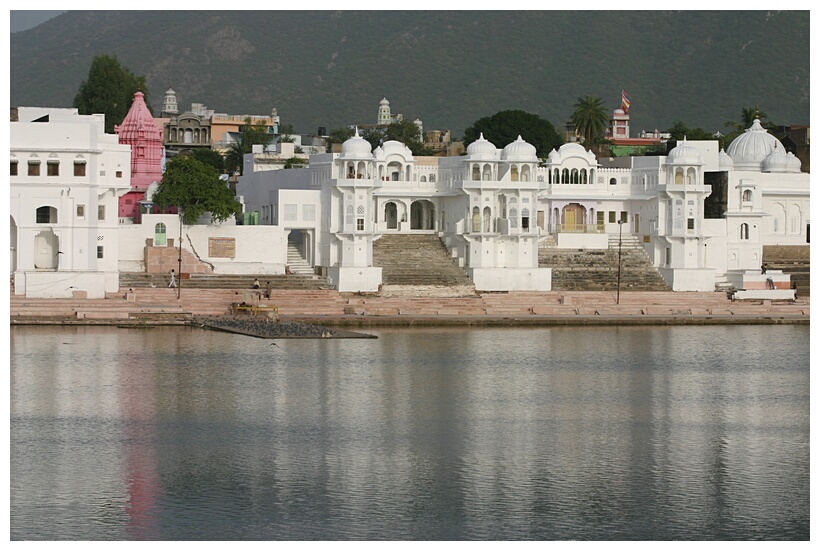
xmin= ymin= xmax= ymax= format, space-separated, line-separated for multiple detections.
xmin=223 ymin=117 xmax=273 ymax=176
xmin=570 ymin=96 xmax=609 ymax=144
xmin=724 ymin=106 xmax=768 ymax=133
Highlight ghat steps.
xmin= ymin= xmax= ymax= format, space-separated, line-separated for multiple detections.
xmin=763 ymin=245 xmax=810 ymax=297
xmin=10 ymin=289 xmax=807 ymax=322
xmin=119 ymin=272 xmax=333 ymax=291
xmin=539 ymin=234 xmax=670 ymax=291
xmin=373 ymin=234 xmax=474 ymax=288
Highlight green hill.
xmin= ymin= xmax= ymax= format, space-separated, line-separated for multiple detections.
xmin=10 ymin=10 xmax=809 ymax=137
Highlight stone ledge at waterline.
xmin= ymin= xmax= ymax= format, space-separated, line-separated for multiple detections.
xmin=9 ymin=289 xmax=809 ymax=327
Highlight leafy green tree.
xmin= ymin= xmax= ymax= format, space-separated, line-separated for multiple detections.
xmin=284 ymin=157 xmax=308 ymax=169
xmin=326 ymin=127 xmax=355 ymax=151
xmin=463 ymin=110 xmax=562 ymax=158
xmin=667 ymin=120 xmax=715 ymax=141
xmin=73 ymin=54 xmax=149 ymax=134
xmin=152 ymin=156 xmax=241 ymax=224
xmin=384 ymin=119 xmax=432 ymax=155
xmin=190 ymin=148 xmax=225 ymax=174
xmin=224 ymin=117 xmax=273 ymax=176
xmin=570 ymin=96 xmax=609 ymax=145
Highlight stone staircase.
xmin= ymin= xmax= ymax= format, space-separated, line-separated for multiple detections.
xmin=10 ymin=289 xmax=808 ymax=323
xmin=287 ymin=241 xmax=315 ymax=275
xmin=373 ymin=234 xmax=474 ymax=287
xmin=539 ymin=234 xmax=671 ymax=291
xmin=763 ymin=245 xmax=810 ymax=297
xmin=119 ymin=272 xmax=333 ymax=291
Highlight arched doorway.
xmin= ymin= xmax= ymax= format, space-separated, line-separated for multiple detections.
xmin=562 ymin=203 xmax=587 ymax=232
xmin=410 ymin=200 xmax=435 ymax=230
xmin=34 ymin=227 xmax=58 ymax=270
xmin=384 ymin=202 xmax=398 ymax=230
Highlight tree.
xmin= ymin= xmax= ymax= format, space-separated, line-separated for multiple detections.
xmin=570 ymin=96 xmax=609 ymax=145
xmin=224 ymin=117 xmax=273 ymax=176
xmin=326 ymin=127 xmax=355 ymax=151
xmin=152 ymin=156 xmax=241 ymax=224
xmin=190 ymin=148 xmax=225 ymax=174
xmin=384 ymin=119 xmax=432 ymax=155
xmin=666 ymin=120 xmax=715 ymax=141
xmin=284 ymin=157 xmax=308 ymax=169
xmin=73 ymin=54 xmax=149 ymax=134
xmin=463 ymin=110 xmax=562 ymax=158
xmin=724 ymin=106 xmax=768 ymax=133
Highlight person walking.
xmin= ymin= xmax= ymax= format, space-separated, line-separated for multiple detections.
xmin=169 ymin=269 xmax=177 ymax=288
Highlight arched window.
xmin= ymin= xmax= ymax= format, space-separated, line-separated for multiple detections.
xmin=472 ymin=165 xmax=480 ymax=181
xmin=571 ymin=168 xmax=579 ymax=184
xmin=675 ymin=168 xmax=684 ymax=185
xmin=511 ymin=166 xmax=519 ymax=182
xmin=472 ymin=206 xmax=481 ymax=232
xmin=510 ymin=207 xmax=518 ymax=228
xmin=562 ymin=168 xmax=569 ymax=183
xmin=420 ymin=175 xmax=427 ymax=182
xmin=429 ymin=174 xmax=436 ymax=183
xmin=521 ymin=208 xmax=530 ymax=232
xmin=609 ymin=178 xmax=617 ymax=186
xmin=36 ymin=206 xmax=57 ymax=224
xmin=687 ymin=167 xmax=696 ymax=186
xmin=483 ymin=206 xmax=492 ymax=232
xmin=581 ymin=169 xmax=587 ymax=184
xmin=740 ymin=223 xmax=749 ymax=240
xmin=742 ymin=189 xmax=752 ymax=202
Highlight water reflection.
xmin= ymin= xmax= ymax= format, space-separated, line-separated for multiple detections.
xmin=10 ymin=325 xmax=810 ymax=540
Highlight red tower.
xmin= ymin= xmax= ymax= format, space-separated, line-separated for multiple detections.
xmin=115 ymin=91 xmax=164 ymax=222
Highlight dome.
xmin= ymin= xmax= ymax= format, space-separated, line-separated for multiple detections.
xmin=762 ymin=143 xmax=789 ymax=173
xmin=466 ymin=133 xmax=498 ymax=160
xmin=502 ymin=135 xmax=538 ymax=162
xmin=786 ymin=152 xmax=802 ymax=172
xmin=667 ymin=138 xmax=703 ymax=165
xmin=546 ymin=142 xmax=598 ymax=166
xmin=340 ymin=128 xmax=373 ymax=159
xmin=726 ymin=118 xmax=781 ymax=170
xmin=380 ymin=97 xmax=390 ymax=106
xmin=718 ymin=149 xmax=734 ymax=171
xmin=381 ymin=140 xmax=413 ymax=158
xmin=614 ymin=108 xmax=625 ymax=115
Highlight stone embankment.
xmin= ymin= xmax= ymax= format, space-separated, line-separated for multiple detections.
xmin=10 ymin=287 xmax=809 ymax=327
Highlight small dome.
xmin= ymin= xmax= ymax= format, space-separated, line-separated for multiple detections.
xmin=547 ymin=142 xmax=598 ymax=166
xmin=466 ymin=133 xmax=497 ymax=160
xmin=614 ymin=108 xmax=625 ymax=115
xmin=726 ymin=118 xmax=781 ymax=170
xmin=380 ymin=97 xmax=390 ymax=106
xmin=667 ymin=138 xmax=703 ymax=165
xmin=502 ymin=135 xmax=538 ymax=162
xmin=381 ymin=140 xmax=413 ymax=159
xmin=718 ymin=149 xmax=734 ymax=171
xmin=762 ymin=143 xmax=789 ymax=173
xmin=340 ymin=128 xmax=373 ymax=159
xmin=786 ymin=152 xmax=802 ymax=172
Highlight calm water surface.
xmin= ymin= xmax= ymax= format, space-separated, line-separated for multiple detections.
xmin=10 ymin=325 xmax=810 ymax=540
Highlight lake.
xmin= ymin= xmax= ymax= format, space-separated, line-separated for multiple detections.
xmin=10 ymin=324 xmax=810 ymax=540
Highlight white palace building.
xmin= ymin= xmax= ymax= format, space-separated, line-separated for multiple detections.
xmin=10 ymin=103 xmax=809 ymax=299
xmin=238 ymin=120 xmax=809 ymax=294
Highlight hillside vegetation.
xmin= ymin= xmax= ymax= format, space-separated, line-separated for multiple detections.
xmin=11 ymin=10 xmax=809 ymax=137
